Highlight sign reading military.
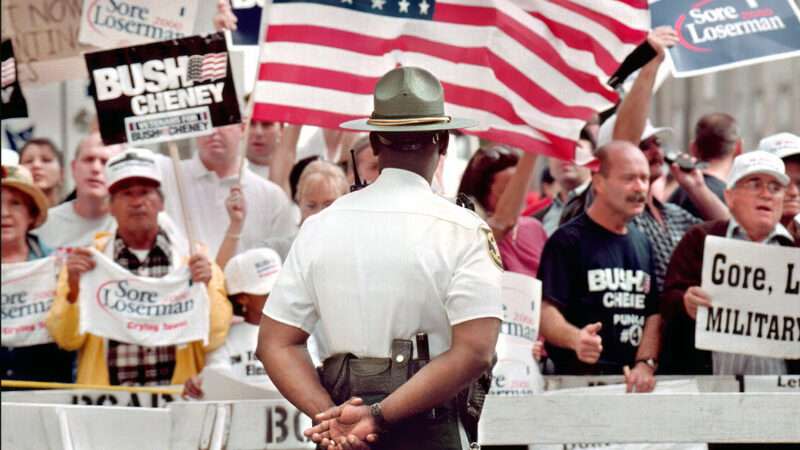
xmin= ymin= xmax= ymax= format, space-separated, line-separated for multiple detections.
xmin=85 ymin=32 xmax=241 ymax=145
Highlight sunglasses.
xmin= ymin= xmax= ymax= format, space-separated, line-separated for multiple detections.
xmin=639 ymin=137 xmax=662 ymax=151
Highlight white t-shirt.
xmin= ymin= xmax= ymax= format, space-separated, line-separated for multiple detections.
xmin=156 ymin=154 xmax=297 ymax=257
xmin=264 ymin=168 xmax=504 ymax=361
xmin=248 ymin=161 xmax=270 ymax=180
xmin=33 ymin=200 xmax=186 ymax=253
xmin=33 ymin=200 xmax=115 ymax=249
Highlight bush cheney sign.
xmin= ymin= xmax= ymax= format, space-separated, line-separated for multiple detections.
xmin=696 ymin=236 xmax=800 ymax=359
xmin=1 ymin=257 xmax=58 ymax=347
xmin=650 ymin=0 xmax=800 ymax=77
xmin=79 ymin=249 xmax=210 ymax=347
xmin=85 ymin=32 xmax=241 ymax=145
xmin=78 ymin=0 xmax=199 ymax=49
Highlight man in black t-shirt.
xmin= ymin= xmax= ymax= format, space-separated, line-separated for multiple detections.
xmin=538 ymin=141 xmax=661 ymax=393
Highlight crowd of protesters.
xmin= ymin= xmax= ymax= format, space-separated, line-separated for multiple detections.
xmin=1 ymin=9 xmax=798 ymax=430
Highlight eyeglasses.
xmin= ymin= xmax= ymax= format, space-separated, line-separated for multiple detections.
xmin=639 ymin=137 xmax=662 ymax=151
xmin=735 ymin=178 xmax=785 ymax=195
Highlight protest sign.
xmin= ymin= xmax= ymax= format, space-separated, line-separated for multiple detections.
xmin=0 ymin=0 xmax=95 ymax=84
xmin=490 ymin=272 xmax=543 ymax=396
xmin=744 ymin=375 xmax=800 ymax=392
xmin=78 ymin=0 xmax=198 ymax=49
xmin=1 ymin=256 xmax=58 ymax=347
xmin=78 ymin=248 xmax=210 ymax=347
xmin=85 ymin=32 xmax=241 ymax=146
xmin=1 ymin=39 xmax=28 ymax=119
xmin=650 ymin=0 xmax=800 ymax=77
xmin=229 ymin=0 xmax=264 ymax=46
xmin=696 ymin=236 xmax=800 ymax=359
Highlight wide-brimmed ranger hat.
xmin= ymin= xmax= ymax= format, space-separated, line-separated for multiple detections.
xmin=340 ymin=67 xmax=477 ymax=132
xmin=2 ymin=164 xmax=49 ymax=228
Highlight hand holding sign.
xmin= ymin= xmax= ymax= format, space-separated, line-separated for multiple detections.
xmin=188 ymin=254 xmax=212 ymax=285
xmin=647 ymin=26 xmax=680 ymax=63
xmin=66 ymin=248 xmax=97 ymax=304
xmin=574 ymin=322 xmax=603 ymax=364
xmin=624 ymin=362 xmax=656 ymax=394
xmin=683 ymin=286 xmax=712 ymax=320
xmin=213 ymin=0 xmax=238 ymax=31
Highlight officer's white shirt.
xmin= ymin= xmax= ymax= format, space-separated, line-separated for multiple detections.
xmin=155 ymin=154 xmax=297 ymax=257
xmin=264 ymin=168 xmax=503 ymax=361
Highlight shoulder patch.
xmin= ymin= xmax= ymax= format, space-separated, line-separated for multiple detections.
xmin=481 ymin=227 xmax=504 ymax=270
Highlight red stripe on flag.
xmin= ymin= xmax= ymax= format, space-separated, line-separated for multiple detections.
xmin=253 ymin=103 xmax=361 ymax=129
xmin=525 ymin=11 xmax=619 ymax=76
xmin=433 ymin=3 xmax=619 ymax=94
xmin=264 ymin=26 xmax=613 ymax=114
xmin=549 ymin=0 xmax=647 ymax=44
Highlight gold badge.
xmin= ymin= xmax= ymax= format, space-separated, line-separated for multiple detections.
xmin=482 ymin=227 xmax=503 ymax=270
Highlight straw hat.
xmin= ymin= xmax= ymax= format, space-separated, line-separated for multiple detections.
xmin=2 ymin=164 xmax=49 ymax=228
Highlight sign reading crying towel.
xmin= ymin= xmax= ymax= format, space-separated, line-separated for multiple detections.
xmin=79 ymin=248 xmax=209 ymax=347
xmin=85 ymin=32 xmax=241 ymax=146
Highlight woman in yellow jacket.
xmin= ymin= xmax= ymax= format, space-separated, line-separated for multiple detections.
xmin=46 ymin=232 xmax=232 ymax=386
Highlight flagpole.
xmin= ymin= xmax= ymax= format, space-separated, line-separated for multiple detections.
xmin=168 ymin=141 xmax=196 ymax=254
xmin=237 ymin=0 xmax=273 ymax=183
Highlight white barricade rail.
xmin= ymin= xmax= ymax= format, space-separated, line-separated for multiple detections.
xmin=2 ymin=376 xmax=799 ymax=449
xmin=479 ymin=393 xmax=800 ymax=445
xmin=1 ymin=402 xmax=171 ymax=450
xmin=1 ymin=388 xmax=181 ymax=408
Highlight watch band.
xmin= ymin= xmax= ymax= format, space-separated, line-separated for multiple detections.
xmin=369 ymin=402 xmax=387 ymax=432
xmin=635 ymin=358 xmax=658 ymax=371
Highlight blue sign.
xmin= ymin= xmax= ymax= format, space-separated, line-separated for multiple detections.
xmin=230 ymin=0 xmax=264 ymax=46
xmin=650 ymin=0 xmax=800 ymax=77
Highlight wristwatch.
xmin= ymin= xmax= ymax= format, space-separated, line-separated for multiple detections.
xmin=635 ymin=358 xmax=658 ymax=371
xmin=369 ymin=402 xmax=388 ymax=432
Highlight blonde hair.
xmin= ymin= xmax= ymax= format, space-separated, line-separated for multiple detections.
xmin=296 ymin=160 xmax=349 ymax=202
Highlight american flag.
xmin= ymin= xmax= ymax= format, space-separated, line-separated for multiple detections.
xmin=252 ymin=0 xmax=651 ymax=160
xmin=187 ymin=52 xmax=228 ymax=83
xmin=1 ymin=56 xmax=16 ymax=88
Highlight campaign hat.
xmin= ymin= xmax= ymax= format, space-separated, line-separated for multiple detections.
xmin=340 ymin=66 xmax=477 ymax=132
xmin=1 ymin=164 xmax=49 ymax=228
xmin=105 ymin=148 xmax=162 ymax=193
xmin=225 ymin=248 xmax=283 ymax=296
xmin=597 ymin=114 xmax=672 ymax=148
xmin=758 ymin=132 xmax=800 ymax=160
xmin=727 ymin=150 xmax=789 ymax=189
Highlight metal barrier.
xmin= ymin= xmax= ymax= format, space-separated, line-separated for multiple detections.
xmin=2 ymin=376 xmax=799 ymax=449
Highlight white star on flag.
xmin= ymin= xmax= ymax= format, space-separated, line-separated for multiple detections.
xmin=398 ymin=0 xmax=410 ymax=13
xmin=341 ymin=0 xmax=353 ymax=3
xmin=371 ymin=0 xmax=386 ymax=10
xmin=418 ymin=0 xmax=430 ymax=15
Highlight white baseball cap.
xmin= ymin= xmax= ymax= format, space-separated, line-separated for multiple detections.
xmin=105 ymin=148 xmax=162 ymax=192
xmin=757 ymin=132 xmax=800 ymax=160
xmin=597 ymin=114 xmax=673 ymax=148
xmin=225 ymin=248 xmax=283 ymax=296
xmin=727 ymin=150 xmax=789 ymax=189
xmin=2 ymin=148 xmax=19 ymax=166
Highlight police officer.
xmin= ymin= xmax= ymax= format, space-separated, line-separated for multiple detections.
xmin=257 ymin=66 xmax=503 ymax=450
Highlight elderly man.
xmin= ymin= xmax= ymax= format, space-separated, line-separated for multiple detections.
xmin=47 ymin=148 xmax=231 ymax=386
xmin=258 ymin=67 xmax=502 ymax=450
xmin=538 ymin=142 xmax=661 ymax=393
xmin=660 ymin=151 xmax=798 ymax=375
